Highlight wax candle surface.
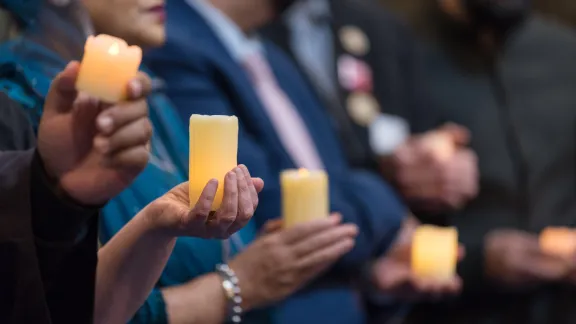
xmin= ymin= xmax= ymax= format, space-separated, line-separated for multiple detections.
xmin=411 ymin=225 xmax=458 ymax=282
xmin=540 ymin=227 xmax=576 ymax=259
xmin=76 ymin=34 xmax=142 ymax=103
xmin=423 ymin=132 xmax=455 ymax=162
xmin=189 ymin=115 xmax=238 ymax=210
xmin=281 ymin=169 xmax=329 ymax=228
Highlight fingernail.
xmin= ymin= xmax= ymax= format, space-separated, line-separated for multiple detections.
xmin=130 ymin=79 xmax=143 ymax=98
xmin=94 ymin=138 xmax=109 ymax=153
xmin=97 ymin=115 xmax=113 ymax=133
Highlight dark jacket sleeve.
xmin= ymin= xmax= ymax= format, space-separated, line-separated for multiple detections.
xmin=342 ymin=1 xmax=442 ymax=134
xmin=0 ymin=92 xmax=97 ymax=241
xmin=0 ymin=92 xmax=99 ymax=323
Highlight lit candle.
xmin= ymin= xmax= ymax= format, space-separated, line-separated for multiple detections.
xmin=281 ymin=169 xmax=329 ymax=228
xmin=422 ymin=132 xmax=456 ymax=162
xmin=540 ymin=227 xmax=576 ymax=260
xmin=76 ymin=34 xmax=142 ymax=103
xmin=411 ymin=225 xmax=458 ymax=282
xmin=189 ymin=115 xmax=238 ymax=210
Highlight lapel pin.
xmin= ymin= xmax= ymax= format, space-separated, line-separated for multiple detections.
xmin=346 ymin=92 xmax=380 ymax=127
xmin=339 ymin=25 xmax=370 ymax=57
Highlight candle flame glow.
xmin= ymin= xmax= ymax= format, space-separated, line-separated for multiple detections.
xmin=108 ymin=42 xmax=120 ymax=56
xmin=298 ymin=168 xmax=309 ymax=176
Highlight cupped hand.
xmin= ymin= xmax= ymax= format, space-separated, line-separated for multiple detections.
xmin=38 ymin=61 xmax=153 ymax=205
xmin=485 ymin=229 xmax=572 ymax=286
xmin=228 ymin=214 xmax=358 ymax=310
xmin=393 ymin=123 xmax=478 ymax=212
xmin=371 ymin=241 xmax=464 ymax=300
xmin=147 ymin=165 xmax=264 ymax=239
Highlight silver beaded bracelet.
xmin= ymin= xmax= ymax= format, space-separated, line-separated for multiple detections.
xmin=215 ymin=264 xmax=243 ymax=323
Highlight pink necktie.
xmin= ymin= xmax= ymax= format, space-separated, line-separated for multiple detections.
xmin=243 ymin=52 xmax=324 ymax=170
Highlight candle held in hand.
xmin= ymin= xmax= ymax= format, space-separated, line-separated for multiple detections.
xmin=189 ymin=115 xmax=238 ymax=210
xmin=411 ymin=225 xmax=458 ymax=282
xmin=423 ymin=132 xmax=456 ymax=162
xmin=76 ymin=34 xmax=142 ymax=103
xmin=281 ymin=169 xmax=329 ymax=228
xmin=540 ymin=227 xmax=576 ymax=260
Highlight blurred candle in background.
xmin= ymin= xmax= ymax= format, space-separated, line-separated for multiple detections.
xmin=540 ymin=227 xmax=576 ymax=260
xmin=76 ymin=34 xmax=142 ymax=102
xmin=189 ymin=115 xmax=238 ymax=210
xmin=422 ymin=132 xmax=456 ymax=162
xmin=281 ymin=169 xmax=329 ymax=228
xmin=412 ymin=225 xmax=458 ymax=282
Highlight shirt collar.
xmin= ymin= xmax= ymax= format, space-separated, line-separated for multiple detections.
xmin=185 ymin=0 xmax=262 ymax=62
xmin=285 ymin=0 xmax=331 ymax=26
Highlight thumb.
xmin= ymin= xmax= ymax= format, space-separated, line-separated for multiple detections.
xmin=44 ymin=61 xmax=80 ymax=115
xmin=166 ymin=181 xmax=191 ymax=204
xmin=252 ymin=177 xmax=265 ymax=193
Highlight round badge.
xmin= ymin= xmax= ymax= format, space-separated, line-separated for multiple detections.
xmin=339 ymin=26 xmax=370 ymax=56
xmin=346 ymin=92 xmax=380 ymax=127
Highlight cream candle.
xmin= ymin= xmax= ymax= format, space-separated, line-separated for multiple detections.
xmin=540 ymin=227 xmax=576 ymax=260
xmin=281 ymin=169 xmax=329 ymax=228
xmin=76 ymin=34 xmax=142 ymax=103
xmin=411 ymin=225 xmax=458 ymax=282
xmin=189 ymin=115 xmax=238 ymax=210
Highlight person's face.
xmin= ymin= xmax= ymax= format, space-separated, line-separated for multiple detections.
xmin=82 ymin=0 xmax=165 ymax=48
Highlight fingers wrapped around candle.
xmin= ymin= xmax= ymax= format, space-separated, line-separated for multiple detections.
xmin=126 ymin=72 xmax=153 ymax=100
xmin=89 ymin=90 xmax=152 ymax=169
xmin=188 ymin=166 xmax=262 ymax=239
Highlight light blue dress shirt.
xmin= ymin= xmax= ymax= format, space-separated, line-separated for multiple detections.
xmin=285 ymin=0 xmax=337 ymax=98
xmin=186 ymin=0 xmax=263 ymax=61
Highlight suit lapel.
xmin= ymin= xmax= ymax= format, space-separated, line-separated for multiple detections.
xmin=169 ymin=0 xmax=296 ymax=166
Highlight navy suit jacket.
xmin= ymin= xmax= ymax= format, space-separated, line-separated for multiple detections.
xmin=145 ymin=0 xmax=405 ymax=270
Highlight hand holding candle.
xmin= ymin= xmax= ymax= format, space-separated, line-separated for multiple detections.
xmin=371 ymin=221 xmax=462 ymax=299
xmin=76 ymin=34 xmax=142 ymax=102
xmin=281 ymin=169 xmax=329 ymax=228
xmin=421 ymin=132 xmax=456 ymax=162
xmin=189 ymin=115 xmax=238 ymax=210
xmin=421 ymin=123 xmax=470 ymax=162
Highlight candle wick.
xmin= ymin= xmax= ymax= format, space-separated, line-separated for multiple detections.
xmin=108 ymin=42 xmax=120 ymax=56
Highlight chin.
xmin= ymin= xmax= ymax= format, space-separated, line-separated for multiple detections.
xmin=139 ymin=28 xmax=166 ymax=49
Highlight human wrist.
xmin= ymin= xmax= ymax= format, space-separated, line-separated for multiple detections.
xmin=215 ymin=264 xmax=244 ymax=323
xmin=227 ymin=261 xmax=259 ymax=311
xmin=136 ymin=201 xmax=179 ymax=240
